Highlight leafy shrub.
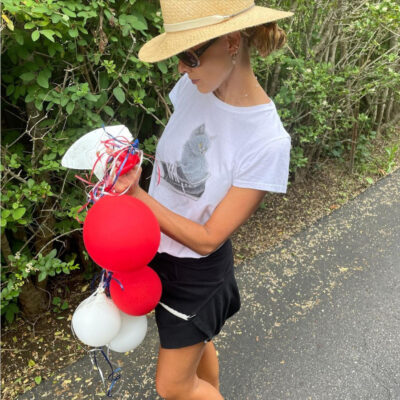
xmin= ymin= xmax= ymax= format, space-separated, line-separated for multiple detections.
xmin=1 ymin=0 xmax=177 ymax=321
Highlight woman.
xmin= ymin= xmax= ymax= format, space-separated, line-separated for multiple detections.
xmin=113 ymin=1 xmax=294 ymax=399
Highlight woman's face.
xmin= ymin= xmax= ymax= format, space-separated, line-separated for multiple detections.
xmin=177 ymin=33 xmax=239 ymax=93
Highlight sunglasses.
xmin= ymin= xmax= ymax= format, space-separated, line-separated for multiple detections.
xmin=177 ymin=37 xmax=219 ymax=68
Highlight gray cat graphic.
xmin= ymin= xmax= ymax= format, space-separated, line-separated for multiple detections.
xmin=160 ymin=124 xmax=211 ymax=200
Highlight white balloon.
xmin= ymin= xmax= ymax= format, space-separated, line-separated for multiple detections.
xmin=61 ymin=125 xmax=133 ymax=180
xmin=72 ymin=291 xmax=121 ymax=347
xmin=106 ymin=311 xmax=147 ymax=353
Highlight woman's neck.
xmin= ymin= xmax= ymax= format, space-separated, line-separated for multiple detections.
xmin=213 ymin=63 xmax=270 ymax=107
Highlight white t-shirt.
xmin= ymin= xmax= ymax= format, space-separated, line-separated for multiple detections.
xmin=148 ymin=73 xmax=291 ymax=258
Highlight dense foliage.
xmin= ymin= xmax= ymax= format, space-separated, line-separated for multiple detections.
xmin=1 ymin=0 xmax=399 ymax=323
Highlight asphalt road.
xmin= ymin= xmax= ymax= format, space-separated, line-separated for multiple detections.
xmin=18 ymin=168 xmax=400 ymax=400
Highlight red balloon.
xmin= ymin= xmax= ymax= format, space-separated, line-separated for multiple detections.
xmin=83 ymin=195 xmax=160 ymax=272
xmin=110 ymin=266 xmax=162 ymax=316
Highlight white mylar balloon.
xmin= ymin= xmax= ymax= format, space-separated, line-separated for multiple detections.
xmin=61 ymin=125 xmax=133 ymax=180
xmin=72 ymin=291 xmax=122 ymax=347
xmin=106 ymin=311 xmax=148 ymax=353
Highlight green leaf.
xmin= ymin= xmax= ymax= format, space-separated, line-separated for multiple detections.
xmin=131 ymin=19 xmax=147 ymax=31
xmin=37 ymin=71 xmax=49 ymax=88
xmin=36 ymin=20 xmax=49 ymax=27
xmin=113 ymin=87 xmax=125 ymax=104
xmin=24 ymin=22 xmax=36 ymax=29
xmin=85 ymin=93 xmax=100 ymax=102
xmin=34 ymin=98 xmax=43 ymax=111
xmin=6 ymin=309 xmax=15 ymax=324
xmin=20 ymin=72 xmax=35 ymax=82
xmin=103 ymin=9 xmax=112 ymax=20
xmin=31 ymin=30 xmax=40 ymax=41
xmin=119 ymin=13 xmax=147 ymax=31
xmin=51 ymin=14 xmax=62 ymax=24
xmin=48 ymin=249 xmax=57 ymax=258
xmin=38 ymin=271 xmax=47 ymax=282
xmin=94 ymin=53 xmax=101 ymax=64
xmin=40 ymin=30 xmax=55 ymax=42
xmin=99 ymin=72 xmax=109 ymax=89
xmin=25 ymin=92 xmax=36 ymax=103
xmin=103 ymin=106 xmax=114 ymax=117
xmin=35 ymin=376 xmax=42 ymax=385
xmin=61 ymin=7 xmax=76 ymax=17
xmin=12 ymin=208 xmax=26 ymax=220
xmin=77 ymin=26 xmax=88 ymax=34
xmin=157 ymin=61 xmax=168 ymax=74
xmin=32 ymin=6 xmax=49 ymax=14
xmin=48 ymin=44 xmax=56 ymax=57
xmin=60 ymin=96 xmax=69 ymax=107
xmin=15 ymin=31 xmax=24 ymax=45
xmin=6 ymin=84 xmax=15 ymax=96
xmin=66 ymin=102 xmax=75 ymax=114
xmin=68 ymin=29 xmax=79 ymax=38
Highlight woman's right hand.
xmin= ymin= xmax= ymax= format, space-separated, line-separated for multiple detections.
xmin=111 ymin=164 xmax=142 ymax=196
xmin=105 ymin=147 xmax=143 ymax=196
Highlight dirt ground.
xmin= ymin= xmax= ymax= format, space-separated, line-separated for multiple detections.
xmin=1 ymin=131 xmax=399 ymax=400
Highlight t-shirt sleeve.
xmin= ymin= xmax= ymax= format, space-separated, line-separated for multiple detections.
xmin=233 ymin=136 xmax=291 ymax=193
xmin=168 ymin=73 xmax=190 ymax=108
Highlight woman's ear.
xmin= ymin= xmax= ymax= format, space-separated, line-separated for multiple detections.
xmin=226 ymin=31 xmax=242 ymax=55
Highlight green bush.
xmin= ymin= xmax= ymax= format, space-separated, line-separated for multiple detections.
xmin=256 ymin=0 xmax=400 ymax=179
xmin=1 ymin=0 xmax=178 ymax=322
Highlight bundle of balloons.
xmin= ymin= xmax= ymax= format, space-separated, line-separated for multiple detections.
xmin=62 ymin=126 xmax=162 ymax=395
xmin=72 ymin=194 xmax=161 ymax=352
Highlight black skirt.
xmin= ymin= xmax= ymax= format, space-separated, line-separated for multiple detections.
xmin=148 ymin=239 xmax=241 ymax=349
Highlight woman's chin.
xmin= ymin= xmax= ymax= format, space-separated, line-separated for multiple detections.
xmin=195 ymin=84 xmax=212 ymax=94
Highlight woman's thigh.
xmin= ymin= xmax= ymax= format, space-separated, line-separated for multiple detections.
xmin=155 ymin=341 xmax=207 ymax=396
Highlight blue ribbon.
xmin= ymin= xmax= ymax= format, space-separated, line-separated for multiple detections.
xmin=102 ymin=271 xmax=124 ymax=297
xmin=92 ymin=347 xmax=122 ymax=397
xmin=90 ymin=270 xmax=103 ymax=294
xmin=87 ymin=270 xmax=126 ymax=396
xmin=90 ymin=270 xmax=124 ymax=298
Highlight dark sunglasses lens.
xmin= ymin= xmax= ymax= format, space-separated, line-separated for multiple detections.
xmin=177 ymin=51 xmax=198 ymax=67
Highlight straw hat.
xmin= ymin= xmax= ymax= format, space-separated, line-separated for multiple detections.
xmin=138 ymin=0 xmax=294 ymax=63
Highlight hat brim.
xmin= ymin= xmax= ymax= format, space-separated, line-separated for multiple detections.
xmin=138 ymin=6 xmax=294 ymax=63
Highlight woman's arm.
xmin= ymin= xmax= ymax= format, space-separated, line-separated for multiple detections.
xmin=134 ymin=184 xmax=265 ymax=256
xmin=112 ymin=165 xmax=265 ymax=255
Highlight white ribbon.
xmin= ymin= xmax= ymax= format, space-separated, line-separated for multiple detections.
xmin=159 ymin=301 xmax=196 ymax=321
xmin=164 ymin=4 xmax=255 ymax=33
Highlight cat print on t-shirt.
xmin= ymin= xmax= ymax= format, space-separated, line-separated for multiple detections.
xmin=159 ymin=123 xmax=211 ymax=200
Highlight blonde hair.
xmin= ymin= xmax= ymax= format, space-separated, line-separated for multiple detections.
xmin=241 ymin=22 xmax=288 ymax=57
